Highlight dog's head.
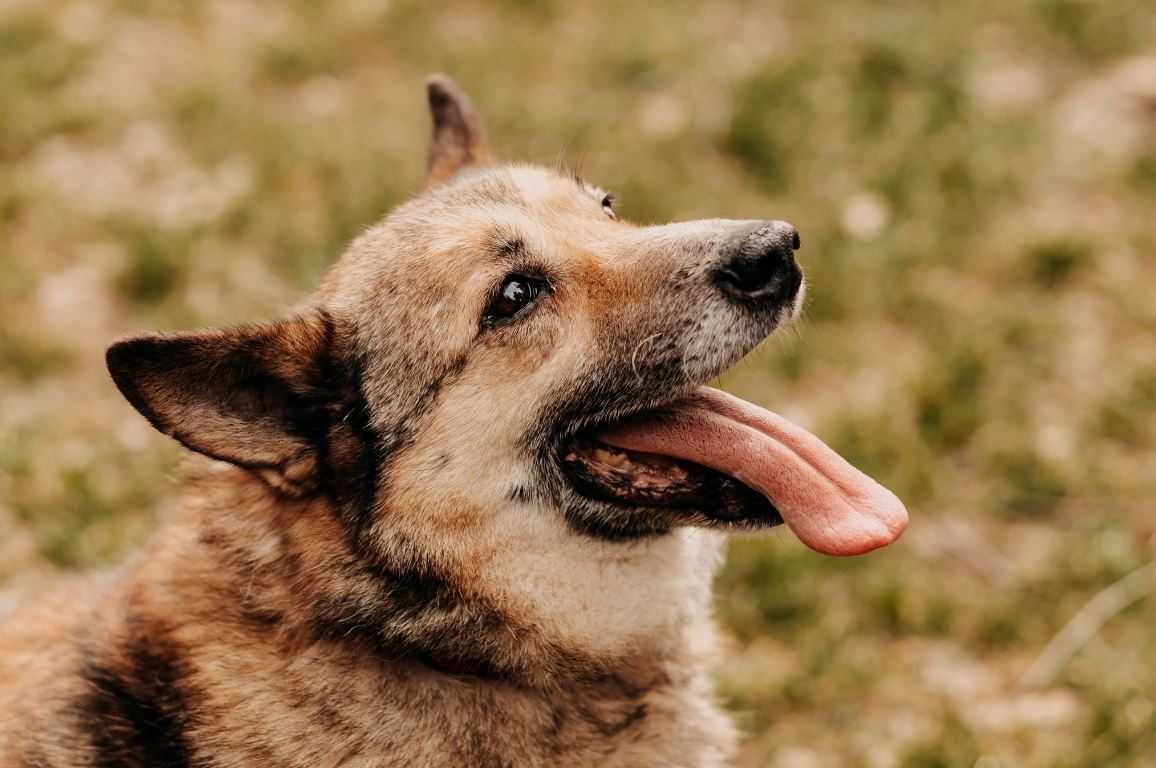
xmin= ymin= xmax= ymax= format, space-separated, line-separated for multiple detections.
xmin=107 ymin=76 xmax=906 ymax=671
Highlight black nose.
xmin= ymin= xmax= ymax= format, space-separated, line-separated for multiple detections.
xmin=713 ymin=222 xmax=802 ymax=307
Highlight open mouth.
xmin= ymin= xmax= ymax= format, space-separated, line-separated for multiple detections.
xmin=563 ymin=437 xmax=784 ymax=527
xmin=561 ymin=386 xmax=908 ymax=556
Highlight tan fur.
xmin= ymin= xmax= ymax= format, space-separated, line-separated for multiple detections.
xmin=0 ymin=76 xmax=807 ymax=767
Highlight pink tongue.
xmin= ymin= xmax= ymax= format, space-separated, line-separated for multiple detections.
xmin=600 ymin=387 xmax=908 ymax=556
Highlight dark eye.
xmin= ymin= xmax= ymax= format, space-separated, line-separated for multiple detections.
xmin=484 ymin=274 xmax=549 ymax=325
xmin=601 ymin=194 xmax=617 ymax=220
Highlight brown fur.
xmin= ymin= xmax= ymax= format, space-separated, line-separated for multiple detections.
xmin=0 ymin=75 xmax=805 ymax=767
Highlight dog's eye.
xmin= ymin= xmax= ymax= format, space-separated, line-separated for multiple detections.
xmin=484 ymin=274 xmax=549 ymax=325
xmin=601 ymin=194 xmax=617 ymax=220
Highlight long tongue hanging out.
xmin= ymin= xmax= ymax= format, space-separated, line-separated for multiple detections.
xmin=599 ymin=388 xmax=908 ymax=556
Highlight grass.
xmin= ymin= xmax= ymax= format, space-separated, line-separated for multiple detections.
xmin=2 ymin=1 xmax=1154 ymax=764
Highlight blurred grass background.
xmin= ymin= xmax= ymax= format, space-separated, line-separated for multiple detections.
xmin=1 ymin=1 xmax=1155 ymax=765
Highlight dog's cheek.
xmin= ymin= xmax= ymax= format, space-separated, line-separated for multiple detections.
xmin=477 ymin=303 xmax=569 ymax=371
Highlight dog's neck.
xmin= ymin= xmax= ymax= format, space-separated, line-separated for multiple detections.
xmin=146 ymin=459 xmax=726 ymax=686
xmin=94 ymin=460 xmax=737 ymax=764
xmin=56 ymin=455 xmax=745 ymax=766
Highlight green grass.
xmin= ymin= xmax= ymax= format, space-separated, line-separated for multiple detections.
xmin=0 ymin=328 xmax=73 ymax=381
xmin=2 ymin=1 xmax=1154 ymax=764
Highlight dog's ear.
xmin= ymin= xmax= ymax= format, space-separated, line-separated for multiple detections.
xmin=425 ymin=73 xmax=491 ymax=187
xmin=106 ymin=310 xmax=347 ymax=495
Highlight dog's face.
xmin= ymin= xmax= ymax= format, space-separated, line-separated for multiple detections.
xmin=107 ymin=77 xmax=903 ymax=669
xmin=327 ymin=162 xmax=803 ymax=545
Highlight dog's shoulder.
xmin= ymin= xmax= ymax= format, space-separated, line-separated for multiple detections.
xmin=0 ymin=572 xmax=109 ymax=679
xmin=0 ymin=573 xmax=115 ymax=765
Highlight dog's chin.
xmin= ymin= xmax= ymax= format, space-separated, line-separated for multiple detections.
xmin=556 ymin=410 xmax=784 ymax=534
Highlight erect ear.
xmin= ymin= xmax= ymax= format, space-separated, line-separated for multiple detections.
xmin=425 ymin=73 xmax=491 ymax=187
xmin=106 ymin=310 xmax=349 ymax=496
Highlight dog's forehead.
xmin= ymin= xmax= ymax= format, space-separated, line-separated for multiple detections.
xmin=505 ymin=165 xmax=602 ymax=208
xmin=322 ymin=164 xmax=608 ymax=299
xmin=432 ymin=164 xmax=599 ymax=213
xmin=414 ymin=166 xmax=608 ymax=254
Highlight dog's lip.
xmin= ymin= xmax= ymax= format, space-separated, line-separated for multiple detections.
xmin=593 ymin=386 xmax=908 ymax=556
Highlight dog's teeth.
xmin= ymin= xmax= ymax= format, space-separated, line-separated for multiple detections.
xmin=592 ymin=447 xmax=627 ymax=467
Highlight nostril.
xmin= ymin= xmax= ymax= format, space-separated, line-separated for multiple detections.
xmin=719 ymin=254 xmax=780 ymax=296
xmin=791 ymin=230 xmax=801 ymax=251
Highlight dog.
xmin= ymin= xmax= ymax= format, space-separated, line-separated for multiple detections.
xmin=0 ymin=75 xmax=907 ymax=767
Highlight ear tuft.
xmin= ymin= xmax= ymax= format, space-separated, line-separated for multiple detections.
xmin=426 ymin=73 xmax=491 ymax=187
xmin=106 ymin=311 xmax=344 ymax=496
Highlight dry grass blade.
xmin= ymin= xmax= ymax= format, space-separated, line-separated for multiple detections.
xmin=1020 ymin=561 xmax=1156 ymax=691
